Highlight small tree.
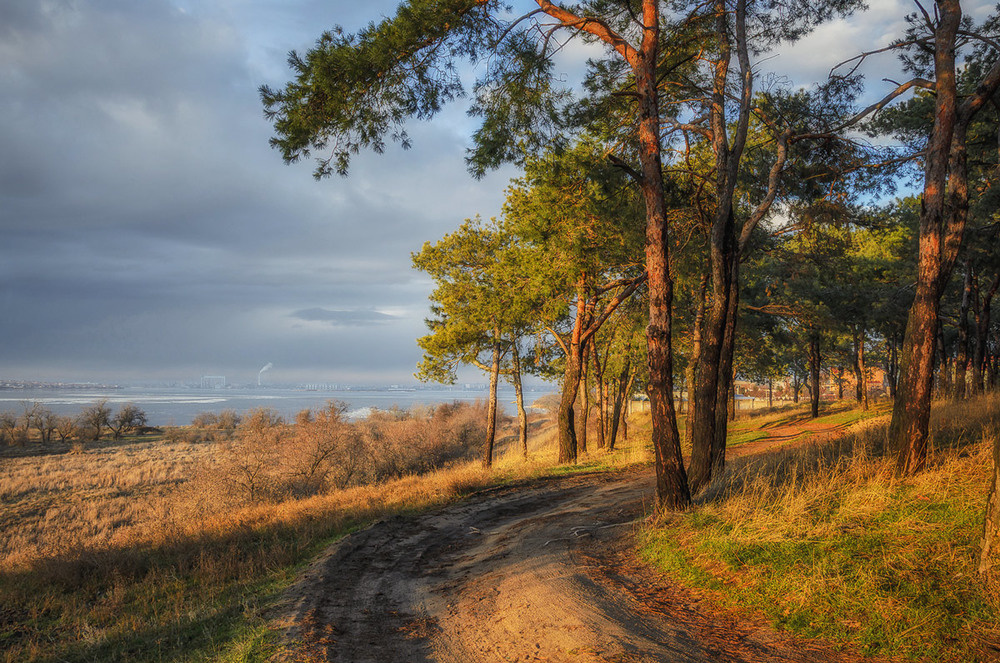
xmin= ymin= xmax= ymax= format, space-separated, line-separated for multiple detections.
xmin=108 ymin=404 xmax=147 ymax=440
xmin=52 ymin=416 xmax=78 ymax=444
xmin=0 ymin=411 xmax=21 ymax=446
xmin=79 ymin=400 xmax=112 ymax=441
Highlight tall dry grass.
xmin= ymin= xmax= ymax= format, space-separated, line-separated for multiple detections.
xmin=0 ymin=401 xmax=580 ymax=662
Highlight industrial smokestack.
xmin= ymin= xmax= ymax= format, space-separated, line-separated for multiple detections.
xmin=258 ymin=362 xmax=273 ymax=387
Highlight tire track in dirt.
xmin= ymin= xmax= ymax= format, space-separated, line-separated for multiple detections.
xmin=278 ymin=466 xmax=869 ymax=662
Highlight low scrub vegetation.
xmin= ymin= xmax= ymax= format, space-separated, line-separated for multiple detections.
xmin=641 ymin=394 xmax=1000 ymax=661
xmin=0 ymin=399 xmax=530 ymax=662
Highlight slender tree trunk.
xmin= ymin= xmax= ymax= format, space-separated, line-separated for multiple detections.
xmin=937 ymin=324 xmax=951 ymax=397
xmin=593 ymin=342 xmax=607 ymax=450
xmin=579 ymin=350 xmax=590 ymax=454
xmin=973 ymin=273 xmax=999 ymax=395
xmin=511 ymin=343 xmax=528 ymax=460
xmin=768 ymin=377 xmax=773 ymax=408
xmin=887 ymin=334 xmax=899 ymax=398
xmin=634 ymin=0 xmax=689 ymax=509
xmin=793 ymin=373 xmax=801 ymax=404
xmin=685 ymin=271 xmax=710 ymax=446
xmin=622 ymin=372 xmax=635 ymax=442
xmin=860 ymin=333 xmax=869 ymax=410
xmin=608 ymin=357 xmax=630 ymax=452
xmin=809 ymin=335 xmax=821 ymax=419
xmin=957 ymin=262 xmax=972 ymax=399
xmin=483 ymin=339 xmax=502 ymax=469
xmin=557 ymin=288 xmax=586 ymax=464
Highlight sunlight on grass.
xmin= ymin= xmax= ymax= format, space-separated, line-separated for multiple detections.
xmin=0 ymin=408 xmax=654 ymax=662
xmin=641 ymin=394 xmax=1000 ymax=661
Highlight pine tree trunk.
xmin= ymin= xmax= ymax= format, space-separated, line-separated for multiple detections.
xmin=635 ymin=0 xmax=689 ymax=510
xmin=483 ymin=339 xmax=502 ymax=469
xmin=608 ymin=358 xmax=630 ymax=452
xmin=557 ymin=351 xmax=582 ymax=464
xmin=937 ymin=324 xmax=951 ymax=398
xmin=557 ymin=289 xmax=586 ymax=464
xmin=579 ymin=353 xmax=590 ymax=454
xmin=685 ymin=272 xmax=710 ymax=445
xmin=511 ymin=343 xmax=528 ymax=461
xmin=593 ymin=343 xmax=607 ymax=450
xmin=860 ymin=334 xmax=869 ymax=410
xmin=809 ymin=335 xmax=821 ymax=419
xmin=956 ymin=262 xmax=972 ymax=399
xmin=889 ymin=0 xmax=990 ymax=475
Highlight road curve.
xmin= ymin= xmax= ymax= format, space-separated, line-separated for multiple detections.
xmin=279 ymin=467 xmax=863 ymax=662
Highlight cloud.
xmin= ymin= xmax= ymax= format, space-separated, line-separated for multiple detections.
xmin=290 ymin=307 xmax=399 ymax=326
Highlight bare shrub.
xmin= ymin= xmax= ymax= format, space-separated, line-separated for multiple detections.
xmin=285 ymin=402 xmax=363 ymax=494
xmin=191 ymin=411 xmax=219 ymax=428
xmin=218 ymin=408 xmax=288 ymax=503
xmin=191 ymin=409 xmax=240 ymax=441
xmin=355 ymin=400 xmax=488 ymax=481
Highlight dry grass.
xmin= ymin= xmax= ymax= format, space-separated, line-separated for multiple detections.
xmin=0 ymin=402 xmax=651 ymax=662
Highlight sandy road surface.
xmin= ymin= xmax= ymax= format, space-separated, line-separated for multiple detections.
xmin=279 ymin=466 xmax=865 ymax=662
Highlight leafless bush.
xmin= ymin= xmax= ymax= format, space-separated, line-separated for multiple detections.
xmin=190 ymin=409 xmax=240 ymax=441
xmin=218 ymin=408 xmax=289 ymax=502
xmin=197 ymin=401 xmax=488 ymax=507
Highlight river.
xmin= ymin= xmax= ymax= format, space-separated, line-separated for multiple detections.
xmin=0 ymin=386 xmax=553 ymax=426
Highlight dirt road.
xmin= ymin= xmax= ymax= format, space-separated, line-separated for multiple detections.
xmin=279 ymin=466 xmax=863 ymax=662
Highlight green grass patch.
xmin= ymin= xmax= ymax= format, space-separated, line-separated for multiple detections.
xmin=640 ymin=397 xmax=1000 ymax=661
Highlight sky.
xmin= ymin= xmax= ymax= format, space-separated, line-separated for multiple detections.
xmin=0 ymin=0 xmax=991 ymax=386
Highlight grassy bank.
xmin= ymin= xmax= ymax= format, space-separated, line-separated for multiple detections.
xmin=641 ymin=395 xmax=1000 ymax=661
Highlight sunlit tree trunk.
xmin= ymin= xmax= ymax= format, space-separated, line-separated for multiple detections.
xmin=579 ymin=351 xmax=590 ymax=454
xmin=483 ymin=338 xmax=502 ymax=468
xmin=593 ymin=343 xmax=607 ymax=450
xmin=635 ymin=0 xmax=689 ymax=509
xmin=891 ymin=0 xmax=1000 ymax=472
xmin=511 ymin=343 xmax=528 ymax=460
xmin=557 ymin=286 xmax=586 ymax=463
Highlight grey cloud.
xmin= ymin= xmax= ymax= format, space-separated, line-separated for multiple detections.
xmin=290 ymin=307 xmax=399 ymax=326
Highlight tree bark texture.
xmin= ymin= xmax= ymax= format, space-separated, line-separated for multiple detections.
xmin=889 ymin=0 xmax=1000 ymax=470
xmin=635 ymin=0 xmax=690 ymax=510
